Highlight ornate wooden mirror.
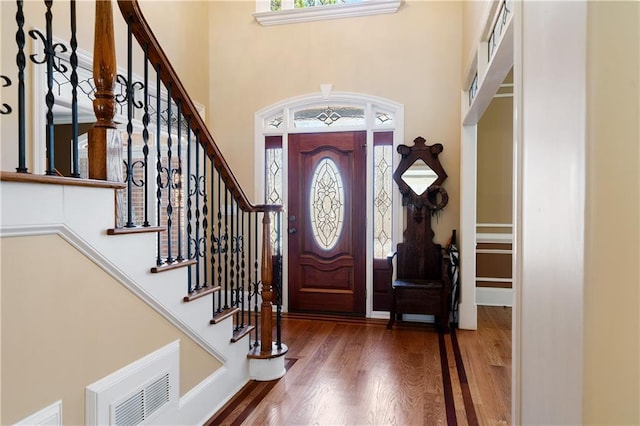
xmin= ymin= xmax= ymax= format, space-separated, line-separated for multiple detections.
xmin=393 ymin=136 xmax=448 ymax=221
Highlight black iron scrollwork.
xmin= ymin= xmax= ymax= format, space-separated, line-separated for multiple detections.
xmin=171 ymin=168 xmax=183 ymax=190
xmin=196 ymin=236 xmax=207 ymax=259
xmin=186 ymin=170 xmax=203 ymax=196
xmin=232 ymin=235 xmax=244 ymax=254
xmin=157 ymin=165 xmax=174 ymax=190
xmin=123 ymin=160 xmax=146 ymax=187
xmin=115 ymin=74 xmax=144 ymax=108
xmin=0 ymin=75 xmax=12 ymax=114
xmin=28 ymin=29 xmax=68 ymax=73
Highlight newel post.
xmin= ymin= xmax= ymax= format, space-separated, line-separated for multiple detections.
xmin=260 ymin=212 xmax=274 ymax=353
xmin=88 ymin=0 xmax=122 ymax=181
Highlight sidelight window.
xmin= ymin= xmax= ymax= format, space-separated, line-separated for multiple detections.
xmin=373 ymin=132 xmax=393 ymax=259
xmin=265 ymin=136 xmax=283 ymax=250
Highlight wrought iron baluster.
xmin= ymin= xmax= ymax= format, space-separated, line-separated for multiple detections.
xmin=155 ymin=65 xmax=163 ymax=265
xmin=202 ymin=150 xmax=209 ymax=288
xmin=240 ymin=210 xmax=246 ymax=328
xmin=141 ymin=45 xmax=150 ymax=227
xmin=69 ymin=0 xmax=80 ymax=177
xmin=29 ymin=0 xmax=67 ymax=176
xmin=194 ymin=133 xmax=201 ymax=289
xmin=176 ymin=101 xmax=184 ymax=261
xmin=186 ymin=121 xmax=194 ymax=293
xmin=217 ymin=172 xmax=224 ymax=313
xmin=247 ymin=212 xmax=253 ymax=332
xmin=124 ymin=18 xmax=134 ymax=227
xmin=230 ymin=195 xmax=235 ymax=308
xmin=224 ymin=187 xmax=230 ymax=309
xmin=165 ymin=83 xmax=174 ymax=262
xmin=42 ymin=1 xmax=62 ymax=175
xmin=15 ymin=0 xmax=27 ymax=172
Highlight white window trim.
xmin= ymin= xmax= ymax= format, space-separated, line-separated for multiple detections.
xmin=254 ymin=0 xmax=402 ymax=26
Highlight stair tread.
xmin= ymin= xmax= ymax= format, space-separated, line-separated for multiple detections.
xmin=210 ymin=306 xmax=241 ymax=324
xmin=183 ymin=285 xmax=221 ymax=302
xmin=151 ymin=259 xmax=197 ymax=273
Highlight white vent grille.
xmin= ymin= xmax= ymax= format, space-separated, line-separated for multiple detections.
xmin=114 ymin=390 xmax=144 ymax=426
xmin=86 ymin=341 xmax=179 ymax=426
xmin=113 ymin=374 xmax=170 ymax=426
xmin=145 ymin=374 xmax=170 ymax=418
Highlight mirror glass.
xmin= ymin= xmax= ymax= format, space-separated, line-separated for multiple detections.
xmin=400 ymin=159 xmax=438 ymax=195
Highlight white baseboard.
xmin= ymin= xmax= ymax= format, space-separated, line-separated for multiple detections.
xmin=369 ymin=311 xmax=391 ymax=320
xmin=476 ymin=286 xmax=513 ymax=307
xmin=178 ymin=366 xmax=247 ymax=426
xmin=401 ymin=314 xmax=436 ymax=323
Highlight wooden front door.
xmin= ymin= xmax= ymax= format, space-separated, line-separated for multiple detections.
xmin=288 ymin=131 xmax=366 ymax=315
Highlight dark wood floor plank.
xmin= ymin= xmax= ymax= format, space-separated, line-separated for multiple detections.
xmin=455 ymin=306 xmax=512 ymax=425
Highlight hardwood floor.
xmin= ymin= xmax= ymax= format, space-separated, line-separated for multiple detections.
xmin=455 ymin=307 xmax=512 ymax=425
xmin=208 ymin=306 xmax=511 ymax=425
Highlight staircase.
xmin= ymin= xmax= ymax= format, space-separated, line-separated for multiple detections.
xmin=0 ymin=1 xmax=285 ymax=424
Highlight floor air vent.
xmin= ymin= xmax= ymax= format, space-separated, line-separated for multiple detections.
xmin=86 ymin=341 xmax=179 ymax=426
xmin=113 ymin=374 xmax=170 ymax=426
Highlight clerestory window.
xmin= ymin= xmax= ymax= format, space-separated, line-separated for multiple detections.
xmin=270 ymin=0 xmax=364 ymax=12
xmin=254 ymin=0 xmax=401 ymax=26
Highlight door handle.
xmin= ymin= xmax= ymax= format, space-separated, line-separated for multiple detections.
xmin=288 ymin=227 xmax=297 ymax=234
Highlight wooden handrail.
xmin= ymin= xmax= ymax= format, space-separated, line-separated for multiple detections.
xmin=116 ymin=0 xmax=281 ymax=215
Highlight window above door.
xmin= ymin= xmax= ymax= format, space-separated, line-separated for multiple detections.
xmin=261 ymin=101 xmax=396 ymax=133
xmin=254 ymin=0 xmax=401 ymax=26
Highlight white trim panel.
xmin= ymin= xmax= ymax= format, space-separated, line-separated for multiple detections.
xmin=476 ymin=287 xmax=513 ymax=307
xmin=477 ymin=233 xmax=513 ymax=244
xmin=14 ymin=400 xmax=62 ymax=426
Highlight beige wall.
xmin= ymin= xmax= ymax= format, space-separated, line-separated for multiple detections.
xmin=208 ymin=1 xmax=463 ymax=241
xmin=139 ymin=0 xmax=210 ymax=112
xmin=584 ymin=1 xmax=640 ymax=423
xmin=461 ymin=0 xmax=491 ymax=78
xmin=477 ymin=96 xmax=512 ymax=225
xmin=1 ymin=234 xmax=221 ymax=425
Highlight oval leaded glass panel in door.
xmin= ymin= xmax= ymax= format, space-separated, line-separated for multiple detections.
xmin=309 ymin=157 xmax=345 ymax=250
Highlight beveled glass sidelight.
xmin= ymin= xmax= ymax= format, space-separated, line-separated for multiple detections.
xmin=374 ymin=144 xmax=393 ymax=258
xmin=309 ymin=157 xmax=345 ymax=250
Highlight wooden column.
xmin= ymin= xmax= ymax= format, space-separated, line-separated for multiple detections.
xmin=88 ymin=0 xmax=121 ymax=181
xmin=260 ymin=212 xmax=274 ymax=353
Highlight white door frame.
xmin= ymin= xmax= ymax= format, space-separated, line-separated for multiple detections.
xmin=459 ymin=0 xmax=515 ymax=419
